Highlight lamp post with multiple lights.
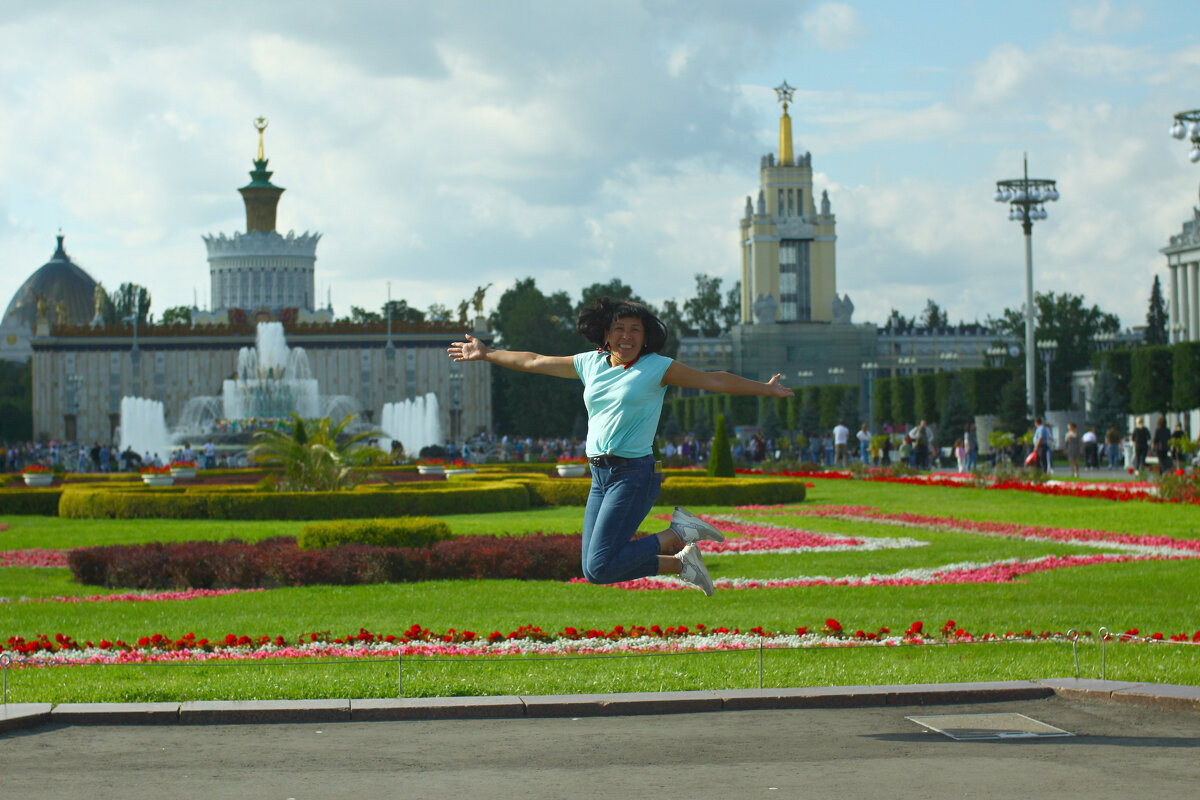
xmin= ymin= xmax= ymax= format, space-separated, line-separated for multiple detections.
xmin=1036 ymin=339 xmax=1058 ymax=415
xmin=994 ymin=155 xmax=1059 ymax=420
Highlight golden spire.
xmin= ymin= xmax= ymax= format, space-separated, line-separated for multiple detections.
xmin=775 ymin=81 xmax=794 ymax=167
xmin=254 ymin=116 xmax=268 ymax=161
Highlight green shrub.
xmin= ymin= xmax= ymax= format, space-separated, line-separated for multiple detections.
xmin=661 ymin=477 xmax=804 ymax=506
xmin=708 ymin=414 xmax=735 ymax=477
xmin=0 ymin=489 xmax=63 ymax=515
xmin=298 ymin=517 xmax=452 ymax=550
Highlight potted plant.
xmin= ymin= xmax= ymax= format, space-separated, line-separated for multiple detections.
xmin=416 ymin=458 xmax=445 ymax=476
xmin=444 ymin=458 xmax=477 ymax=478
xmin=21 ymin=463 xmax=54 ymax=487
xmin=140 ymin=464 xmax=174 ymax=487
xmin=169 ymin=459 xmax=198 ymax=480
xmin=556 ymin=456 xmax=589 ymax=478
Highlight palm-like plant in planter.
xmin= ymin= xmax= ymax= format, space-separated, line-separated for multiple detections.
xmin=249 ymin=413 xmax=384 ymax=491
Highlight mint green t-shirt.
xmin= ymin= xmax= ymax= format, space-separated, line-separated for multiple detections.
xmin=573 ymin=350 xmax=673 ymax=458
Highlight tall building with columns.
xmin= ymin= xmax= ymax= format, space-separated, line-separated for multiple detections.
xmin=1161 ymin=207 xmax=1200 ymax=343
xmin=203 ymin=118 xmax=320 ymax=316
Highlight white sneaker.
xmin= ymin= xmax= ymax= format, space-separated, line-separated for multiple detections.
xmin=671 ymin=506 xmax=725 ymax=544
xmin=675 ymin=543 xmax=715 ymax=597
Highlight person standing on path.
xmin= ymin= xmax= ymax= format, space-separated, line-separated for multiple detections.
xmin=833 ymin=420 xmax=850 ymax=467
xmin=449 ymin=297 xmax=793 ymax=597
xmin=1132 ymin=417 xmax=1151 ymax=472
xmin=1153 ymin=417 xmax=1172 ymax=474
xmin=856 ymin=423 xmax=871 ymax=465
xmin=1064 ymin=422 xmax=1082 ymax=478
xmin=1033 ymin=417 xmax=1052 ymax=472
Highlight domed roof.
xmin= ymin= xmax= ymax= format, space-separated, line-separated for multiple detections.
xmin=2 ymin=235 xmax=98 ymax=332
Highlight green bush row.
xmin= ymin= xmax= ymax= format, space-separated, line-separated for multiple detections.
xmin=53 ymin=474 xmax=805 ymax=519
xmin=58 ymin=483 xmax=531 ymax=520
xmin=297 ymin=517 xmax=453 ymax=550
xmin=0 ymin=489 xmax=64 ymax=516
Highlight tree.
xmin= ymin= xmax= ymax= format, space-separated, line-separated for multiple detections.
xmin=103 ymin=283 xmax=150 ymax=326
xmin=884 ymin=309 xmax=914 ymax=333
xmin=760 ymin=397 xmax=782 ymax=441
xmin=707 ymin=414 xmax=735 ymax=477
xmin=657 ymin=298 xmax=688 ymax=359
xmin=919 ymin=299 xmax=949 ymax=330
xmin=997 ymin=373 xmax=1030 ymax=434
xmin=384 ymin=300 xmax=425 ymax=324
xmin=425 ymin=303 xmax=450 ymax=322
xmin=0 ymin=359 xmax=32 ymax=442
xmin=683 ymin=274 xmax=726 ymax=336
xmin=988 ymin=291 xmax=1120 ymax=410
xmin=489 ymin=278 xmax=584 ymax=437
xmin=1145 ymin=275 xmax=1168 ymax=345
xmin=721 ymin=281 xmax=741 ymax=331
xmin=577 ymin=279 xmax=643 ymax=314
xmin=349 ymin=306 xmax=382 ymax=324
xmin=1088 ymin=364 xmax=1127 ymax=436
xmin=1129 ymin=345 xmax=1173 ymax=414
xmin=836 ymin=386 xmax=860 ymax=433
xmin=161 ymin=306 xmax=192 ymax=326
xmin=249 ymin=413 xmax=383 ymax=491
xmin=938 ymin=374 xmax=972 ymax=435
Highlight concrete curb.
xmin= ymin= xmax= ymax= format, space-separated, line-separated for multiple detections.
xmin=2 ymin=680 xmax=1197 ymax=734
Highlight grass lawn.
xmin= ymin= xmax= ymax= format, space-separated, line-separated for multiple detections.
xmin=1 ymin=476 xmax=1198 ymax=701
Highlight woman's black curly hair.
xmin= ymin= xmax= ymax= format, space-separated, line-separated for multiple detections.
xmin=576 ymin=297 xmax=668 ymax=354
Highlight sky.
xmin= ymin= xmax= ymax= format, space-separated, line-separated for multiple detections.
xmin=3 ymin=0 xmax=1200 ymax=331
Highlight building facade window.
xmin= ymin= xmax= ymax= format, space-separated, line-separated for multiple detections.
xmin=778 ymin=239 xmax=811 ymax=322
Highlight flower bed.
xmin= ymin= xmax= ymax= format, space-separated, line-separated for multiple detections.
xmin=5 ymin=618 xmax=1198 ymax=665
xmin=2 ymin=588 xmax=263 ymax=604
xmin=0 ymin=548 xmax=68 ymax=568
xmin=68 ymin=534 xmax=582 ymax=589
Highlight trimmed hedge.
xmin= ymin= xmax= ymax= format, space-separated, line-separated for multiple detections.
xmin=1130 ymin=345 xmax=1173 ymax=414
xmin=0 ymin=489 xmax=63 ymax=516
xmin=298 ymin=517 xmax=453 ymax=550
xmin=68 ymin=534 xmax=581 ymax=589
xmin=59 ymin=483 xmax=531 ymax=520
xmin=55 ymin=473 xmax=806 ymax=519
xmin=1172 ymin=341 xmax=1200 ymax=412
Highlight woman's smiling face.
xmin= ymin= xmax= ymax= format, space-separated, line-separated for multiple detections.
xmin=605 ymin=316 xmax=645 ymax=366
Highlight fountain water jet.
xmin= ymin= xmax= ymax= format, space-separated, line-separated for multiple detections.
xmin=381 ymin=393 xmax=443 ymax=457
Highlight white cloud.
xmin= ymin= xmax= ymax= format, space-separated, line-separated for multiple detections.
xmin=1069 ymin=1 xmax=1145 ymax=36
xmin=801 ymin=3 xmax=865 ymax=51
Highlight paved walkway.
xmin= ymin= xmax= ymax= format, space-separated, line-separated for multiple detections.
xmin=2 ymin=680 xmax=1198 ymax=799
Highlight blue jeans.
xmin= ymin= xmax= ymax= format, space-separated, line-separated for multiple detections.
xmin=581 ymin=456 xmax=662 ymax=584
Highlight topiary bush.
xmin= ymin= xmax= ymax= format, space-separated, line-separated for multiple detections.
xmin=298 ymin=517 xmax=452 ymax=550
xmin=707 ymin=414 xmax=735 ymax=477
xmin=0 ymin=489 xmax=63 ymax=515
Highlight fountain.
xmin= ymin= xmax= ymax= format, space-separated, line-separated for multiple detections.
xmin=118 ymin=397 xmax=173 ymax=463
xmin=380 ymin=393 xmax=444 ymax=457
xmin=121 ymin=322 xmax=364 ymax=456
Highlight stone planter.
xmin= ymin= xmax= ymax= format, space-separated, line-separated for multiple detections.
xmin=170 ymin=468 xmax=197 ymax=480
xmin=141 ymin=474 xmax=175 ymax=487
xmin=444 ymin=468 xmax=478 ymax=479
xmin=556 ymin=464 xmax=588 ymax=478
xmin=22 ymin=473 xmax=54 ymax=487
xmin=417 ymin=465 xmax=444 ymax=476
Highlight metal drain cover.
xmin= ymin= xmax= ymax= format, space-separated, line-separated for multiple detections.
xmin=906 ymin=713 xmax=1073 ymax=741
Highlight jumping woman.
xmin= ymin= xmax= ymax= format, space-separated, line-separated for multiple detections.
xmin=447 ymin=297 xmax=793 ymax=596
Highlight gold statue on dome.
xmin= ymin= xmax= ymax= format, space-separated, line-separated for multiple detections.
xmin=254 ymin=116 xmax=268 ymax=161
xmin=774 ymin=81 xmax=795 ymax=111
xmin=471 ymin=283 xmax=492 ymax=313
xmin=457 ymin=299 xmax=470 ymax=325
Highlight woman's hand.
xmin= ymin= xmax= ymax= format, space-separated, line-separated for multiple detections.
xmin=448 ymin=333 xmax=489 ymax=362
xmin=765 ymin=374 xmax=794 ymax=397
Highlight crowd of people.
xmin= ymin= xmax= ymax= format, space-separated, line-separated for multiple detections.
xmin=0 ymin=438 xmax=237 ymax=474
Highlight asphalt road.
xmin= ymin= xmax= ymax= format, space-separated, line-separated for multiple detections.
xmin=4 ymin=697 xmax=1199 ymax=800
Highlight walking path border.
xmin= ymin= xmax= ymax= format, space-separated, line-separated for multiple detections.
xmin=2 ymin=678 xmax=1197 ymax=734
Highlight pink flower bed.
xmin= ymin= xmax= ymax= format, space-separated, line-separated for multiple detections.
xmin=736 ymin=467 xmax=1172 ymax=504
xmin=0 ymin=548 xmax=68 ymax=567
xmin=750 ymin=504 xmax=1200 ymax=555
xmin=649 ymin=513 xmax=864 ymax=552
xmin=6 ymin=619 xmax=1197 ymax=666
xmin=3 ymin=588 xmax=264 ymax=604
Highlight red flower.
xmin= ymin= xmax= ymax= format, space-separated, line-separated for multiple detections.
xmin=822 ymin=618 xmax=843 ymax=634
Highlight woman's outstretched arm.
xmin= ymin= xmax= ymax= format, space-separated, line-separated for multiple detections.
xmin=662 ymin=360 xmax=794 ymax=397
xmin=448 ymin=333 xmax=579 ymax=379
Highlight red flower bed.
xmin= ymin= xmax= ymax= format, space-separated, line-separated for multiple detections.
xmin=67 ymin=534 xmax=582 ymax=589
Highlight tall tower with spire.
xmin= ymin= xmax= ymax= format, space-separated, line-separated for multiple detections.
xmin=739 ymin=82 xmax=837 ymax=324
xmin=203 ymin=118 xmax=321 ymax=315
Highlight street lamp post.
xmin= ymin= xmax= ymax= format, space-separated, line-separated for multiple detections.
xmin=985 ymin=346 xmax=1008 ymax=368
xmin=827 ymin=366 xmax=845 ymax=384
xmin=1036 ymin=339 xmax=1058 ymax=415
xmin=860 ymin=362 xmax=878 ymax=427
xmin=994 ymin=155 xmax=1059 ymax=420
xmin=937 ymin=351 xmax=959 ymax=370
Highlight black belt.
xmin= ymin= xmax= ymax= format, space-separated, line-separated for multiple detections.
xmin=588 ymin=455 xmax=630 ymax=468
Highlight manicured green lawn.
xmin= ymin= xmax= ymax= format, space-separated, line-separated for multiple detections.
xmin=2 ymin=476 xmax=1198 ymax=702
